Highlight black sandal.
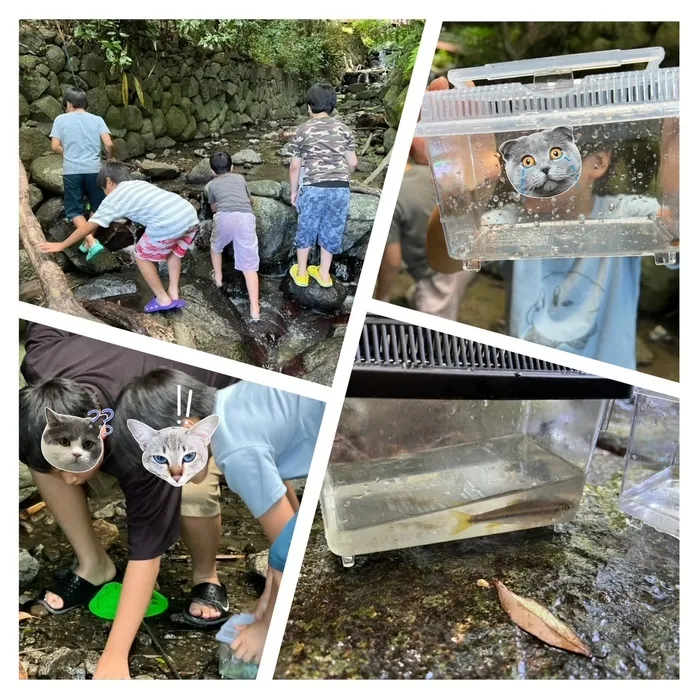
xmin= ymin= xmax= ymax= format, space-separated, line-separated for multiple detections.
xmin=37 ymin=569 xmax=121 ymax=615
xmin=182 ymin=582 xmax=229 ymax=628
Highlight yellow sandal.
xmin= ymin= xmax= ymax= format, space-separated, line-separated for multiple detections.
xmin=289 ymin=264 xmax=309 ymax=287
xmin=308 ymin=265 xmax=333 ymax=288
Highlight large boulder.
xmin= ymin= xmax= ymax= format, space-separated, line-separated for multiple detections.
xmin=20 ymin=73 xmax=50 ymax=101
xmin=140 ymin=160 xmax=179 ymax=180
xmin=248 ymin=180 xmax=282 ymax=199
xmin=123 ymin=104 xmax=143 ymax=132
xmin=151 ymin=108 xmax=167 ymax=138
xmin=105 ymin=104 xmax=125 ymax=134
xmin=30 ymin=154 xmax=64 ymax=193
xmin=48 ymin=220 xmax=122 ymax=275
xmin=231 ymin=148 xmax=263 ymax=165
xmin=74 ymin=274 xmax=139 ymax=301
xmin=19 ymin=94 xmax=31 ymax=122
xmin=87 ymin=87 xmax=109 ymax=117
xmin=250 ymin=196 xmax=297 ymax=264
xmin=383 ymin=84 xmax=408 ymax=128
xmin=19 ymin=463 xmax=38 ymax=502
xmin=188 ymin=158 xmax=215 ymax=185
xmin=340 ymin=193 xmax=379 ymax=251
xmin=300 ymin=336 xmax=345 ymax=386
xmin=165 ymin=106 xmax=188 ymax=138
xmin=20 ymin=127 xmax=51 ymax=164
xmin=44 ymin=44 xmax=66 ymax=74
xmin=29 ymin=95 xmax=63 ymax=123
xmin=19 ymin=548 xmax=40 ymax=587
xmin=35 ymin=197 xmax=65 ymax=229
xmin=28 ymin=184 xmax=43 ymax=210
xmin=19 ymin=25 xmax=46 ymax=55
xmin=280 ymin=274 xmax=348 ymax=312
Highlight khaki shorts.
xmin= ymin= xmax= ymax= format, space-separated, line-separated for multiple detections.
xmin=87 ymin=459 xmax=222 ymax=519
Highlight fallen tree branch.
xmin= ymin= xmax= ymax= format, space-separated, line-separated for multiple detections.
xmin=19 ymin=159 xmax=96 ymax=321
xmin=360 ymin=133 xmax=373 ymax=156
xmin=364 ymin=148 xmax=392 ymax=186
xmin=82 ymin=299 xmax=176 ymax=343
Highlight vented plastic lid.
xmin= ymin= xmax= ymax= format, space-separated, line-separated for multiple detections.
xmin=348 ymin=317 xmax=633 ymax=400
xmin=416 ymin=48 xmax=679 ymax=137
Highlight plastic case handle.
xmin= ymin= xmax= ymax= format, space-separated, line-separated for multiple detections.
xmin=448 ymin=47 xmax=665 ymax=87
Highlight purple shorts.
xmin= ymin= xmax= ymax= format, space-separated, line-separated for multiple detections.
xmin=212 ymin=211 xmax=259 ymax=272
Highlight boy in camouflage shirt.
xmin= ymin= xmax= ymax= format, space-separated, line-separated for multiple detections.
xmin=288 ymin=84 xmax=357 ymax=288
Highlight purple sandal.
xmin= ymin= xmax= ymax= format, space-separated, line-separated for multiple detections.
xmin=144 ymin=297 xmax=187 ymax=313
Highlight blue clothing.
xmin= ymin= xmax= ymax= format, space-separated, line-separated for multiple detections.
xmin=50 ymin=112 xmax=109 ymax=175
xmin=494 ymin=194 xmax=664 ymax=370
xmin=269 ymin=514 xmax=298 ymax=573
xmin=295 ymin=186 xmax=350 ymax=254
xmin=211 ymin=382 xmax=325 ymax=519
xmin=63 ymin=173 xmax=105 ymax=220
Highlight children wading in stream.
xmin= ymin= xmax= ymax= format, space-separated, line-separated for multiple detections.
xmin=205 ymin=151 xmax=260 ymax=321
xmin=39 ymin=162 xmax=199 ymax=314
xmin=288 ymin=83 xmax=358 ymax=288
xmin=50 ymin=87 xmax=114 ymax=261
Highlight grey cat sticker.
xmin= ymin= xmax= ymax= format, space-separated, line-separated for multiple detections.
xmin=40 ymin=407 xmax=106 ymax=473
xmin=499 ymin=126 xmax=581 ymax=198
xmin=127 ymin=415 xmax=220 ymax=487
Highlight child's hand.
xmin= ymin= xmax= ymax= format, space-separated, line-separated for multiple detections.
xmin=38 ymin=241 xmax=66 ymax=254
xmin=93 ymin=653 xmax=131 ymax=680
xmin=231 ymin=620 xmax=267 ymax=665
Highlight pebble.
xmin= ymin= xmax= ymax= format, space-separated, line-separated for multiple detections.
xmin=162 ymin=149 xmax=171 ymax=157
xmin=193 ymin=148 xmax=207 ymax=157
xmin=476 ymin=579 xmax=490 ymax=588
xmin=145 ymin=153 xmax=156 ymax=160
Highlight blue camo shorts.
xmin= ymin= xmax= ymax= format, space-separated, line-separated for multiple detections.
xmin=295 ymin=185 xmax=350 ymax=254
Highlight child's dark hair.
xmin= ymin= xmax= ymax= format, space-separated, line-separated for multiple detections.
xmin=96 ymin=162 xmax=132 ymax=189
xmin=306 ymin=83 xmax=336 ymax=115
xmin=19 ymin=379 xmax=103 ymax=473
xmin=112 ymin=369 xmax=217 ymax=469
xmin=210 ymin=151 xmax=232 ymax=175
xmin=64 ymin=87 xmax=88 ymax=109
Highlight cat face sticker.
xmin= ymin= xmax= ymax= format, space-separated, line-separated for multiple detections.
xmin=127 ymin=415 xmax=220 ymax=487
xmin=40 ymin=407 xmax=110 ymax=473
xmin=499 ymin=126 xmax=581 ymax=198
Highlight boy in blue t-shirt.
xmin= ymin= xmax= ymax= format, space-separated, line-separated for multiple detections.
xmin=50 ymin=88 xmax=114 ymax=261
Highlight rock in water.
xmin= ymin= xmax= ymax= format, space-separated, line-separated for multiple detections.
xmin=231 ymin=148 xmax=263 ymax=165
xmin=250 ymin=196 xmax=297 ymax=264
xmin=48 ymin=220 xmax=122 ymax=275
xmin=280 ymin=274 xmax=348 ymax=312
xmin=30 ymin=154 xmax=64 ymax=194
xmin=248 ymin=180 xmax=282 ymax=199
xmin=302 ymin=336 xmax=345 ymax=386
xmin=19 ymin=548 xmax=40 ymax=587
xmin=188 ymin=158 xmax=215 ymax=185
xmin=140 ymin=160 xmax=179 ymax=180
xmin=37 ymin=648 xmax=88 ymax=680
xmin=74 ymin=274 xmax=139 ymax=301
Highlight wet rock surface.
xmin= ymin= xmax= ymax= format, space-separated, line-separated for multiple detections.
xmin=74 ymin=273 xmax=140 ymax=301
xmin=48 ymin=220 xmax=122 ymax=275
xmin=275 ymin=449 xmax=679 ymax=679
xmin=281 ymin=275 xmax=348 ymax=312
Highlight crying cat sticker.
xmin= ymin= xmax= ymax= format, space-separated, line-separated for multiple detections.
xmin=499 ymin=126 xmax=581 ymax=198
xmin=40 ymin=407 xmax=112 ymax=473
xmin=126 ymin=386 xmax=219 ymax=487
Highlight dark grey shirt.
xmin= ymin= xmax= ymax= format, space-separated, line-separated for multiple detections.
xmin=388 ymin=164 xmax=437 ymax=280
xmin=206 ymin=173 xmax=253 ymax=214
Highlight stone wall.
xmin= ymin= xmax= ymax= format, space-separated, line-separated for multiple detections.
xmin=19 ymin=24 xmax=305 ymax=166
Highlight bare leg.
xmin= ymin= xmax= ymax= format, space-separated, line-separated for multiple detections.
xmin=31 ymin=470 xmax=115 ymax=609
xmin=180 ymin=515 xmax=223 ymax=620
xmin=210 ymin=250 xmax=224 ymax=287
xmin=166 ymin=253 xmax=182 ymax=301
xmin=319 ymin=247 xmax=333 ymax=283
xmin=254 ymin=568 xmax=274 ymax=620
xmin=243 ymin=271 xmax=260 ymax=318
xmin=296 ymin=248 xmax=310 ymax=277
xmin=134 ymin=256 xmax=171 ymax=306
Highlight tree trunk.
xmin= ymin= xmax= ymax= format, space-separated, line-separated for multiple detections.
xmin=18 ymin=159 xmax=96 ymax=321
xmin=364 ymin=148 xmax=392 ymax=186
xmin=82 ymin=300 xmax=176 ymax=343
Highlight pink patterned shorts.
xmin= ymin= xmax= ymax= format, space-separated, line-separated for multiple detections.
xmin=133 ymin=225 xmax=198 ymax=262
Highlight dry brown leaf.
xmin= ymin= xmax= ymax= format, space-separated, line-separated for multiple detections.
xmin=19 ymin=660 xmax=28 ymax=680
xmin=18 ymin=611 xmax=37 ymax=621
xmin=476 ymin=579 xmax=490 ymax=589
xmin=494 ymin=579 xmax=591 ymax=657
xmin=20 ymin=501 xmax=46 ymax=520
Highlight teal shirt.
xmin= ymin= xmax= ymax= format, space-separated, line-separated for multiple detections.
xmin=50 ymin=111 xmax=109 ymax=175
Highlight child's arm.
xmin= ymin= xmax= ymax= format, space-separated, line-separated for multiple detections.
xmin=51 ymin=138 xmax=64 ymax=156
xmin=101 ymin=132 xmax=114 ymax=160
xmin=38 ymin=219 xmax=100 ymax=254
xmin=93 ymin=557 xmax=161 ymax=680
xmin=345 ymin=149 xmax=358 ymax=174
xmin=289 ymin=156 xmax=302 ymax=205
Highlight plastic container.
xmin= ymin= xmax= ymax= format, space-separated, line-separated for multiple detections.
xmin=322 ymin=318 xmax=632 ymax=565
xmin=88 ymin=582 xmax=168 ymax=620
xmin=215 ymin=613 xmax=259 ymax=679
xmin=415 ymin=48 xmax=679 ymax=270
xmin=619 ymin=389 xmax=679 ymax=538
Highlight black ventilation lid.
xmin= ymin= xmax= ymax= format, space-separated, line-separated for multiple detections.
xmin=347 ymin=316 xmax=633 ymax=400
